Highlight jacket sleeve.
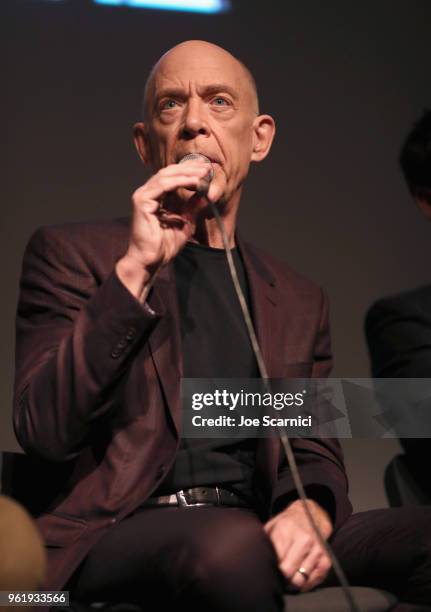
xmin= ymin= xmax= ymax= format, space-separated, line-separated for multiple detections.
xmin=13 ymin=226 xmax=162 ymax=462
xmin=366 ymin=297 xmax=431 ymax=378
xmin=365 ymin=296 xmax=431 ymax=462
xmin=271 ymin=290 xmax=352 ymax=531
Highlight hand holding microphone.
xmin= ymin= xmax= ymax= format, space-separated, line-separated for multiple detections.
xmin=116 ymin=154 xmax=215 ymax=302
xmin=157 ymin=153 xmax=214 ymax=225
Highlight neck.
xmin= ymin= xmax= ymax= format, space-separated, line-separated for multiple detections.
xmin=189 ymin=214 xmax=236 ymax=248
xmin=189 ymin=192 xmax=240 ymax=249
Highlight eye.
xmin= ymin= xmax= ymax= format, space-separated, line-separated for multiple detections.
xmin=160 ymin=99 xmax=178 ymax=111
xmin=211 ymin=97 xmax=230 ymax=106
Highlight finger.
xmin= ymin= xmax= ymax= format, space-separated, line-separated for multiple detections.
xmin=156 ymin=221 xmax=195 ymax=259
xmin=157 ymin=204 xmax=199 ymax=233
xmin=291 ymin=547 xmax=325 ymax=591
xmin=158 ymin=161 xmax=212 ymax=178
xmin=162 ymin=162 xmax=211 ymax=182
xmin=263 ymin=518 xmax=276 ymax=533
xmin=206 ymin=177 xmax=223 ymax=203
xmin=134 ymin=172 xmax=205 ymax=201
xmin=133 ymin=163 xmax=214 ymax=214
xmin=131 ymin=189 xmax=161 ymax=215
xmin=265 ymin=523 xmax=293 ymax=565
xmin=158 ymin=162 xmax=211 ymax=181
xmin=279 ymin=533 xmax=314 ymax=582
xmin=134 ymin=166 xmax=210 ymax=200
xmin=147 ymin=173 xmax=212 ymax=202
xmin=263 ymin=513 xmax=283 ymax=534
xmin=158 ymin=214 xmax=187 ymax=230
xmin=131 ymin=195 xmax=189 ymax=231
xmin=299 ymin=553 xmax=332 ymax=593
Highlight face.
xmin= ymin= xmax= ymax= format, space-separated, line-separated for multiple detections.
xmin=135 ymin=42 xmax=274 ymax=207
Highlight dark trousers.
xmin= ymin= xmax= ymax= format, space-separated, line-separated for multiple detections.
xmin=69 ymin=505 xmax=431 ymax=611
xmin=323 ymin=506 xmax=431 ymax=610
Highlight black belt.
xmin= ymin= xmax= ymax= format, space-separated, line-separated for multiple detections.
xmin=143 ymin=487 xmax=250 ymax=508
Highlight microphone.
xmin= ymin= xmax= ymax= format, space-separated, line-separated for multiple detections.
xmin=178 ymin=153 xmax=214 ymax=196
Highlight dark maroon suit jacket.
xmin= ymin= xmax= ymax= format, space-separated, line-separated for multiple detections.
xmin=6 ymin=217 xmax=352 ymax=593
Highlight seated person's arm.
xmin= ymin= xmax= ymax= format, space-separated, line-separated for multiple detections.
xmin=265 ymin=290 xmax=351 ymax=592
xmin=14 ymin=225 xmax=161 ymax=463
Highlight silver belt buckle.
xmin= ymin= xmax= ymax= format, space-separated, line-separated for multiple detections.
xmin=175 ymin=489 xmax=212 ymax=507
xmin=176 ymin=490 xmax=190 ymax=506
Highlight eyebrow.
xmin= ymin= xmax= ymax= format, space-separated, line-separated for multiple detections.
xmin=154 ymin=83 xmax=240 ymax=104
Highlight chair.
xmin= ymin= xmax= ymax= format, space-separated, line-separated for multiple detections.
xmin=284 ymin=587 xmax=396 ymax=611
xmin=65 ymin=587 xmax=396 ymax=612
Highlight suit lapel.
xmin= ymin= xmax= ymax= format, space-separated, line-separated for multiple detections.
xmin=236 ymin=236 xmax=282 ymax=501
xmin=236 ymin=236 xmax=279 ymax=377
xmin=147 ymin=263 xmax=183 ymax=437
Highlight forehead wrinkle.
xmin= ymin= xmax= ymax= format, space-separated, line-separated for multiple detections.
xmin=143 ymin=45 xmax=259 ymax=119
xmin=155 ymin=82 xmax=240 ymax=101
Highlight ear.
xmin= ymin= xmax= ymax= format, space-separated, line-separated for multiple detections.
xmin=415 ymin=188 xmax=431 ymax=220
xmin=133 ymin=122 xmax=152 ymax=165
xmin=251 ymin=114 xmax=276 ymax=162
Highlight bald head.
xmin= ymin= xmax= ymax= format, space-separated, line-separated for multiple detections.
xmin=133 ymin=39 xmax=275 ymax=213
xmin=142 ymin=40 xmax=259 ymax=120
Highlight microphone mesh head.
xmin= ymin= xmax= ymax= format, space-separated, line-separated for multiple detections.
xmin=178 ymin=153 xmax=214 ymax=182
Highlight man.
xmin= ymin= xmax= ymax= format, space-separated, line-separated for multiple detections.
xmin=6 ymin=42 xmax=431 ymax=611
xmin=366 ymin=109 xmax=431 ymax=498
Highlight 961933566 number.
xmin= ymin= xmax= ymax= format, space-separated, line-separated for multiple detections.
xmin=0 ymin=591 xmax=69 ymax=606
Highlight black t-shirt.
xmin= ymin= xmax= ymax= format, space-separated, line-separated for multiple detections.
xmin=154 ymin=241 xmax=258 ymax=500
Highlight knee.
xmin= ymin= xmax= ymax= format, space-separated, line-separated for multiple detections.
xmin=193 ymin=511 xmax=273 ymax=568
xmin=177 ymin=510 xmax=284 ymax=610
xmin=405 ymin=508 xmax=431 ymax=557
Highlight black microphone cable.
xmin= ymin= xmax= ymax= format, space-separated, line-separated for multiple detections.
xmin=178 ymin=153 xmax=360 ymax=612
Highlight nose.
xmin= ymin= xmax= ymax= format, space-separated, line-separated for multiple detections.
xmin=180 ymin=98 xmax=210 ymax=139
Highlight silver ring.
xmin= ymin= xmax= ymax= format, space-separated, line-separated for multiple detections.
xmin=296 ymin=567 xmax=310 ymax=580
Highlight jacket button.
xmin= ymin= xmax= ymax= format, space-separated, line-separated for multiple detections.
xmin=117 ymin=340 xmax=127 ymax=349
xmin=126 ymin=327 xmax=137 ymax=341
xmin=110 ymin=517 xmax=117 ymax=524
xmin=110 ymin=349 xmax=120 ymax=359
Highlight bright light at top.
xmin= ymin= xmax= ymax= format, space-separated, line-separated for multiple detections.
xmin=93 ymin=0 xmax=230 ymax=13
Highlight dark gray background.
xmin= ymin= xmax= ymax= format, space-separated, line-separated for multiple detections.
xmin=2 ymin=0 xmax=431 ymax=510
